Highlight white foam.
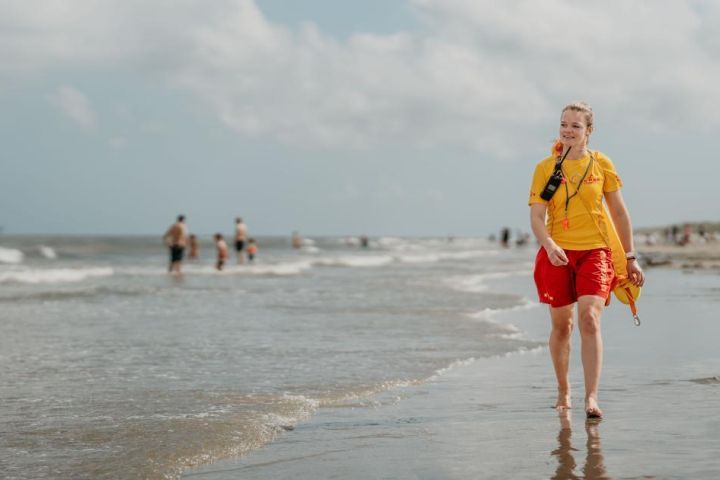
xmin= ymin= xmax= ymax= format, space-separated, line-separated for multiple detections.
xmin=117 ymin=260 xmax=315 ymax=277
xmin=0 ymin=246 xmax=24 ymax=264
xmin=468 ymin=298 xmax=540 ymax=321
xmin=429 ymin=357 xmax=477 ymax=380
xmin=441 ymin=250 xmax=500 ymax=260
xmin=242 ymin=261 xmax=314 ymax=276
xmin=444 ymin=269 xmax=531 ymax=293
xmin=315 ymin=255 xmax=394 ymax=268
xmin=38 ymin=246 xmax=58 ymax=259
xmin=395 ymin=253 xmax=442 ymax=264
xmin=376 ymin=237 xmax=405 ymax=248
xmin=442 ymin=275 xmax=489 ymax=293
xmin=0 ymin=267 xmax=114 ymax=284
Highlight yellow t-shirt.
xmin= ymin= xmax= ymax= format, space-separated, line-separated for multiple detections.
xmin=528 ymin=151 xmax=623 ymax=250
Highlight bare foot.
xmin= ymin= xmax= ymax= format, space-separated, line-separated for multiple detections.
xmin=585 ymin=397 xmax=603 ymax=418
xmin=555 ymin=390 xmax=572 ymax=411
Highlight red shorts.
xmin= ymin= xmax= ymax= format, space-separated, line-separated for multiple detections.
xmin=534 ymin=247 xmax=615 ymax=308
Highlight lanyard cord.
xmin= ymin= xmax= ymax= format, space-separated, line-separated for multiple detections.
xmin=562 ymin=154 xmax=594 ymax=217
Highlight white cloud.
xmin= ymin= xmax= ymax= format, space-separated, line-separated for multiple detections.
xmin=4 ymin=0 xmax=720 ymax=151
xmin=47 ymin=86 xmax=96 ymax=128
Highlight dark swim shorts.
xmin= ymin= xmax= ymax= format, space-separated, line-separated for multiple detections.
xmin=235 ymin=240 xmax=245 ymax=252
xmin=170 ymin=245 xmax=185 ymax=262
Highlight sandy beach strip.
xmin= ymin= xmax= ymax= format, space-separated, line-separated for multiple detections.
xmin=640 ymin=242 xmax=720 ymax=269
xmin=183 ymin=267 xmax=720 ymax=479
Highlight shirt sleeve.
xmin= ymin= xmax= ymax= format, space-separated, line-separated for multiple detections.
xmin=528 ymin=162 xmax=549 ymax=205
xmin=601 ymin=155 xmax=623 ymax=192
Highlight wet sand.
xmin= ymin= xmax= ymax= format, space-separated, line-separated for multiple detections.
xmin=184 ymin=267 xmax=720 ymax=479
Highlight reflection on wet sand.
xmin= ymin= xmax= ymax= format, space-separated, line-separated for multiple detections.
xmin=551 ymin=411 xmax=609 ymax=479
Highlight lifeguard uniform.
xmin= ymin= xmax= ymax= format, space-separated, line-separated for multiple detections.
xmin=529 ymin=151 xmax=623 ymax=307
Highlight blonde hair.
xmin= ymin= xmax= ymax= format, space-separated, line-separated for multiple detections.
xmin=561 ymin=101 xmax=594 ymax=128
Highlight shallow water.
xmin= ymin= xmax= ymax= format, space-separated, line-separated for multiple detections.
xmin=0 ymin=235 xmax=542 ymax=479
xmin=185 ymin=267 xmax=720 ymax=480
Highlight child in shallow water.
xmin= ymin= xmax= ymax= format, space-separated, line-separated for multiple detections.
xmin=214 ymin=233 xmax=228 ymax=271
xmin=246 ymin=238 xmax=258 ymax=262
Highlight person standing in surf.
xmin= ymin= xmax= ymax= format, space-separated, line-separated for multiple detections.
xmin=163 ymin=215 xmax=189 ymax=274
xmin=234 ymin=217 xmax=247 ymax=264
xmin=528 ymin=102 xmax=645 ymax=418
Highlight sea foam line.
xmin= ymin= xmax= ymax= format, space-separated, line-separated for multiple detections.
xmin=0 ymin=246 xmax=24 ymax=264
xmin=468 ymin=298 xmax=541 ymax=321
xmin=0 ymin=267 xmax=114 ymax=284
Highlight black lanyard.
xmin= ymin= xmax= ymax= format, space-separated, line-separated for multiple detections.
xmin=561 ymin=153 xmax=594 ymax=216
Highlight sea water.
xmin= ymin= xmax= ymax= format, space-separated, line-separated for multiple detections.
xmin=0 ymin=235 xmax=542 ymax=479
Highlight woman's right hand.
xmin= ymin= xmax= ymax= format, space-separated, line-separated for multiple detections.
xmin=543 ymin=240 xmax=569 ymax=266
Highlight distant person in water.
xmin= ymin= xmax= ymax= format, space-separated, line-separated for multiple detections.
xmin=500 ymin=227 xmax=511 ymax=248
xmin=189 ymin=234 xmax=199 ymax=260
xmin=163 ymin=215 xmax=188 ymax=273
xmin=360 ymin=235 xmax=369 ymax=248
xmin=214 ymin=233 xmax=228 ymax=271
xmin=235 ymin=217 xmax=247 ymax=264
xmin=246 ymin=238 xmax=258 ymax=262
xmin=292 ymin=231 xmax=302 ymax=249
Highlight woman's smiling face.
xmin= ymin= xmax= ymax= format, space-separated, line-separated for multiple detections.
xmin=559 ymin=109 xmax=592 ymax=150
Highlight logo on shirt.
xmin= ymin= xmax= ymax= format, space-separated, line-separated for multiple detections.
xmin=583 ymin=173 xmax=602 ymax=184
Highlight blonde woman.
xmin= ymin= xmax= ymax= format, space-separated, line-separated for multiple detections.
xmin=528 ymin=102 xmax=645 ymax=418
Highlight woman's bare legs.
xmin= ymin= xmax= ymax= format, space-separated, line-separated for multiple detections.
xmin=549 ymin=304 xmax=574 ymax=410
xmin=577 ymin=295 xmax=605 ymax=417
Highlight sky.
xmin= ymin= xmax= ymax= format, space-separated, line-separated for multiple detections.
xmin=1 ymin=0 xmax=719 ymax=237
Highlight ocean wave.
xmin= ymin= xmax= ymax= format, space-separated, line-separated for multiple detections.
xmin=0 ymin=267 xmax=114 ymax=284
xmin=468 ymin=298 xmax=540 ymax=321
xmin=429 ymin=357 xmax=478 ymax=379
xmin=35 ymin=391 xmax=322 ymax=480
xmin=443 ymin=269 xmax=531 ymax=293
xmin=38 ymin=245 xmax=58 ymax=259
xmin=0 ymin=246 xmax=24 ymax=264
xmin=315 ymin=255 xmax=394 ymax=268
xmin=117 ymin=261 xmax=315 ymax=277
xmin=395 ymin=253 xmax=443 ymax=263
xmin=241 ymin=261 xmax=315 ymax=276
xmin=395 ymin=249 xmax=498 ymax=264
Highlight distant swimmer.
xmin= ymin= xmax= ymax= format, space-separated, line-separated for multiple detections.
xmin=163 ymin=215 xmax=189 ymax=273
xmin=500 ymin=227 xmax=511 ymax=248
xmin=214 ymin=233 xmax=228 ymax=271
xmin=246 ymin=238 xmax=258 ymax=262
xmin=235 ymin=217 xmax=247 ymax=264
xmin=360 ymin=235 xmax=369 ymax=248
xmin=291 ymin=231 xmax=302 ymax=249
xmin=189 ymin=234 xmax=199 ymax=260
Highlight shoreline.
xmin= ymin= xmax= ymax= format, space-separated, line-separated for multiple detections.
xmin=184 ymin=267 xmax=720 ymax=479
xmin=640 ymin=242 xmax=720 ymax=269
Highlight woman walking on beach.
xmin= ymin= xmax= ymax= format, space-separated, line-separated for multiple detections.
xmin=528 ymin=102 xmax=645 ymax=418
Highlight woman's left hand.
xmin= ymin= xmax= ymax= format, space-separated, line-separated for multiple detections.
xmin=627 ymin=259 xmax=645 ymax=287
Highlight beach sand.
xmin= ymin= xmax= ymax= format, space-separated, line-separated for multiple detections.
xmin=184 ymin=266 xmax=720 ymax=479
xmin=640 ymin=242 xmax=720 ymax=269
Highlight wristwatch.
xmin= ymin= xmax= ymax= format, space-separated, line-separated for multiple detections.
xmin=625 ymin=251 xmax=637 ymax=260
